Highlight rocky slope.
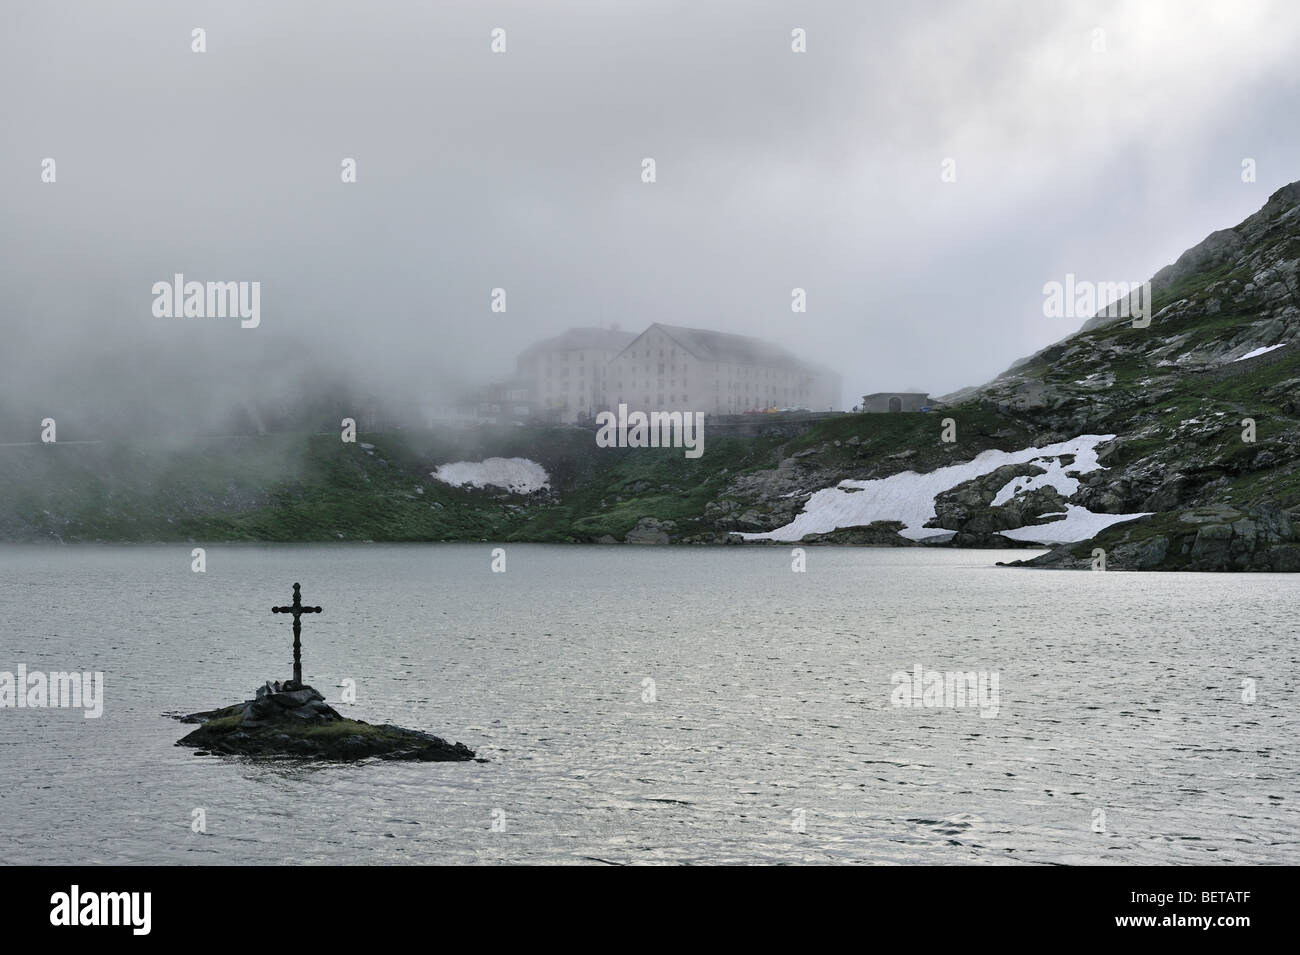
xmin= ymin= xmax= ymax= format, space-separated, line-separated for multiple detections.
xmin=989 ymin=181 xmax=1300 ymax=570
xmin=719 ymin=181 xmax=1300 ymax=569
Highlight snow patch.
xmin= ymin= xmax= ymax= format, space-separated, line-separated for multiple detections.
xmin=988 ymin=442 xmax=1099 ymax=506
xmin=997 ymin=505 xmax=1150 ymax=545
xmin=1233 ymin=343 xmax=1285 ymax=362
xmin=431 ymin=457 xmax=550 ymax=494
xmin=741 ymin=434 xmax=1149 ymax=544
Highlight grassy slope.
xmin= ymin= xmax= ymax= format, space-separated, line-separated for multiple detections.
xmin=0 ymin=406 xmax=1032 ymax=543
xmin=0 ymin=425 xmax=786 ymax=542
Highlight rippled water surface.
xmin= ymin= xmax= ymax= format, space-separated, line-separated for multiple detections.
xmin=0 ymin=544 xmax=1295 ymax=865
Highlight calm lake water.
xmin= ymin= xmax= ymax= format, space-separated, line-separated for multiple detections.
xmin=0 ymin=543 xmax=1295 ymax=865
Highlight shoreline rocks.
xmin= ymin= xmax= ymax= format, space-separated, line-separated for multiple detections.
xmin=999 ymin=504 xmax=1300 ymax=571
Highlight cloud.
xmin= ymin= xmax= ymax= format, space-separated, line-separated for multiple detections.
xmin=1 ymin=0 xmax=1296 ymax=436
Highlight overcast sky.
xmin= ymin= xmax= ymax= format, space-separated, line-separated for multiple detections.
xmin=2 ymin=0 xmax=1298 ymax=432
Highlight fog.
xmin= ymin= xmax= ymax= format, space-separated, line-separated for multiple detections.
xmin=2 ymin=0 xmax=1298 ymax=438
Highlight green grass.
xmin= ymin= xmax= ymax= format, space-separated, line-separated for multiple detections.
xmin=196 ymin=712 xmax=244 ymax=731
xmin=295 ymin=720 xmax=396 ymax=739
xmin=511 ymin=433 xmax=786 ymax=541
xmin=0 ymin=425 xmax=793 ymax=543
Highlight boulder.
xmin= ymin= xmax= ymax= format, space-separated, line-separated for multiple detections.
xmin=270 ymin=688 xmax=325 ymax=708
xmin=624 ymin=516 xmax=675 ymax=544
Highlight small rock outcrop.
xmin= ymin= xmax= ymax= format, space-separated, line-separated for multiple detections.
xmin=796 ymin=520 xmax=919 ymax=545
xmin=175 ymin=681 xmax=477 ymax=762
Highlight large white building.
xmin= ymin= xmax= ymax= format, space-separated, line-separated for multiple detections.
xmin=605 ymin=323 xmax=839 ymax=417
xmin=514 ymin=323 xmax=840 ymax=422
xmin=516 ymin=326 xmax=637 ymax=422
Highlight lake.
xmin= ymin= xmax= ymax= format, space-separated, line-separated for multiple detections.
xmin=0 ymin=543 xmax=1294 ymax=864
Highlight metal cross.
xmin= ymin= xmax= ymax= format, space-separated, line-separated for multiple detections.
xmin=271 ymin=582 xmax=322 ymax=687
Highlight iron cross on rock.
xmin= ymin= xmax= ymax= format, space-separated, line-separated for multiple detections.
xmin=271 ymin=582 xmax=322 ymax=688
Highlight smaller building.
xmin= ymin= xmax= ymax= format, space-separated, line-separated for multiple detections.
xmin=862 ymin=392 xmax=931 ymax=413
xmin=474 ymin=377 xmax=534 ymax=425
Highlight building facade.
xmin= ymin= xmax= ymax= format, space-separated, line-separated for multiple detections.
xmin=603 ymin=323 xmax=839 ymax=417
xmin=515 ymin=327 xmax=637 ymax=423
xmin=861 ymin=392 xmax=931 ymax=413
xmin=510 ymin=323 xmax=840 ymax=423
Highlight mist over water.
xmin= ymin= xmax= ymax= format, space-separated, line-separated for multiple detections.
xmin=1 ymin=544 xmax=1293 ymax=865
xmin=5 ymin=1 xmax=1300 ymax=441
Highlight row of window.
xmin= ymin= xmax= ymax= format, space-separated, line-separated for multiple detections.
xmin=541 ymin=350 xmax=619 ymax=363
xmin=610 ymin=359 xmax=808 ymax=380
xmin=545 ymin=380 xmax=809 ymax=396
xmin=610 ymin=397 xmax=796 ymax=410
xmin=545 ymin=367 xmax=604 ymax=377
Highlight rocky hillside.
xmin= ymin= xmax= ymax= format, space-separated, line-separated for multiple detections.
xmin=992 ymin=181 xmax=1300 ymax=570
xmin=714 ymin=181 xmax=1300 ymax=570
xmin=2 ymin=182 xmax=1297 ymax=570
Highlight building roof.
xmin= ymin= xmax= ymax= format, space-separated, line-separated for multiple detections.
xmin=520 ymin=327 xmax=637 ymax=357
xmin=863 ymin=392 xmax=930 ymax=399
xmin=627 ymin=323 xmax=810 ymax=370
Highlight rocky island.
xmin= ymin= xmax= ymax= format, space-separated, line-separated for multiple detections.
xmin=176 ymin=680 xmax=477 ymax=762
